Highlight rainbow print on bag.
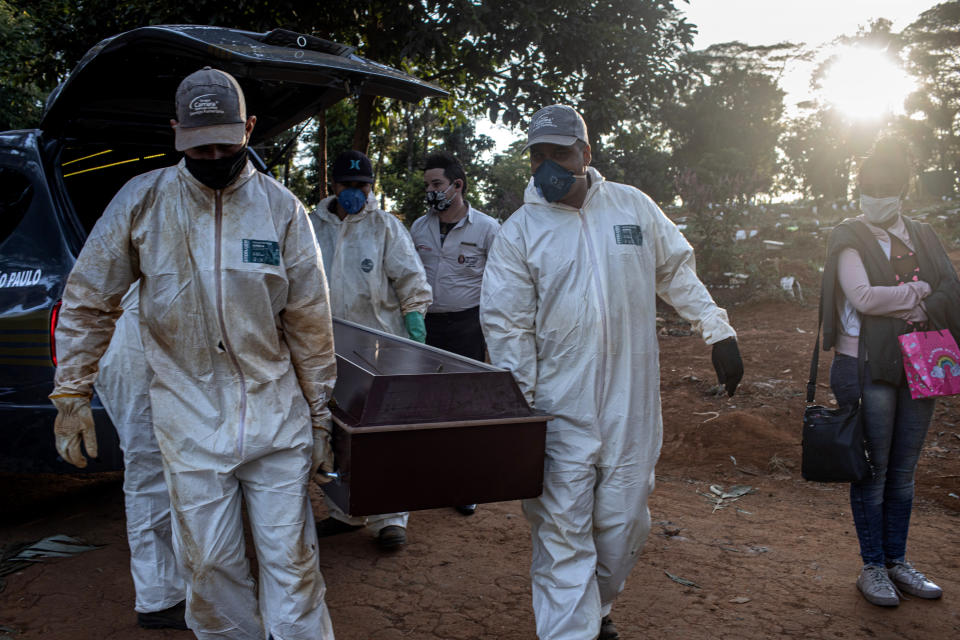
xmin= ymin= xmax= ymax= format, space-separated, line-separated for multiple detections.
xmin=930 ymin=353 xmax=960 ymax=379
xmin=898 ymin=329 xmax=960 ymax=399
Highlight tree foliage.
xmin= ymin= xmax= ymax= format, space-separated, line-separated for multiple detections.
xmin=0 ymin=1 xmax=46 ymax=131
xmin=780 ymin=20 xmax=901 ymax=201
xmin=663 ymin=42 xmax=789 ymax=205
xmin=8 ymin=1 xmax=960 ymax=220
xmin=482 ymin=140 xmax=530 ymax=220
xmin=902 ymin=1 xmax=960 ymax=180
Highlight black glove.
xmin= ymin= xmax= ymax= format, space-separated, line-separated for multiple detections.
xmin=711 ymin=337 xmax=743 ymax=397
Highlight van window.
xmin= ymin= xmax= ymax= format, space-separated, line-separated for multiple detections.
xmin=59 ymin=145 xmax=178 ymax=234
xmin=0 ymin=167 xmax=34 ymax=246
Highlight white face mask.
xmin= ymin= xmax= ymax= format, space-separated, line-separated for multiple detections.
xmin=860 ymin=194 xmax=901 ymax=227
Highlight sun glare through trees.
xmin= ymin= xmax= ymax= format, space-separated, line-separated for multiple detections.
xmin=820 ymin=46 xmax=917 ymax=121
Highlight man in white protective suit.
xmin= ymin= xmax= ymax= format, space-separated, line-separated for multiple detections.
xmin=94 ymin=282 xmax=187 ymax=630
xmin=480 ymin=105 xmax=744 ymax=640
xmin=49 ymin=67 xmax=337 ymax=640
xmin=309 ymin=149 xmax=432 ymax=550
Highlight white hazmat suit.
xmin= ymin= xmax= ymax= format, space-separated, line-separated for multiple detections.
xmin=53 ymin=160 xmax=337 ymax=640
xmin=310 ymin=193 xmax=432 ymax=335
xmin=481 ymin=168 xmax=736 ymax=640
xmin=309 ymin=193 xmax=432 ymax=533
xmin=95 ymin=282 xmax=186 ymax=615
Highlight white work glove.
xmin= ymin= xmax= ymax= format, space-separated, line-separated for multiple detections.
xmin=311 ymin=417 xmax=335 ymax=484
xmin=51 ymin=395 xmax=97 ymax=468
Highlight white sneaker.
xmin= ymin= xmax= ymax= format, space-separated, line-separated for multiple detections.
xmin=887 ymin=560 xmax=943 ymax=599
xmin=857 ymin=564 xmax=899 ymax=607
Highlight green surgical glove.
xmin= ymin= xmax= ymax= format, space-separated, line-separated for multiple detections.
xmin=404 ymin=311 xmax=427 ymax=343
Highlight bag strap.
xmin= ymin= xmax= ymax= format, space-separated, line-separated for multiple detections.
xmin=807 ymin=294 xmax=823 ymax=402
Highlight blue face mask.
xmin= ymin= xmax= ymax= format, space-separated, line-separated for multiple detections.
xmin=337 ymin=188 xmax=367 ymax=215
xmin=533 ymin=159 xmax=577 ymax=203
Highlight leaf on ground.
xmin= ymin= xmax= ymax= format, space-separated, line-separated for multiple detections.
xmin=664 ymin=570 xmax=701 ymax=589
xmin=729 ymin=596 xmax=751 ymax=604
xmin=722 ymin=485 xmax=753 ymax=499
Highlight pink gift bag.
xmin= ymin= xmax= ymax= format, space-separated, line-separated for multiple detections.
xmin=898 ymin=329 xmax=960 ymax=399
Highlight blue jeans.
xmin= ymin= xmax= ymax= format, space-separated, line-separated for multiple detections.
xmin=829 ymin=353 xmax=935 ymax=566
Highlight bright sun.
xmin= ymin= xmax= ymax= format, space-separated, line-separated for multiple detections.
xmin=820 ymin=47 xmax=916 ymax=121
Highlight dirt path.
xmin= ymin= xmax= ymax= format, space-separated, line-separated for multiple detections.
xmin=2 ymin=300 xmax=958 ymax=639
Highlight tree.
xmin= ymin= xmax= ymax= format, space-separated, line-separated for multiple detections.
xmin=466 ymin=0 xmax=696 ymax=145
xmin=482 ymin=139 xmax=529 ymax=220
xmin=902 ymin=1 xmax=960 ymax=185
xmin=0 ymin=2 xmax=46 ymax=130
xmin=781 ymin=107 xmax=880 ymax=201
xmin=663 ymin=42 xmax=789 ymax=204
xmin=7 ymin=1 xmax=700 ymax=213
xmin=373 ymin=103 xmax=494 ymax=224
xmin=594 ymin=127 xmax=677 ymax=205
xmin=780 ymin=20 xmax=901 ymax=201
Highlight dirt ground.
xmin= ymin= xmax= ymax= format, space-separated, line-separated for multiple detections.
xmin=2 ymin=295 xmax=959 ymax=640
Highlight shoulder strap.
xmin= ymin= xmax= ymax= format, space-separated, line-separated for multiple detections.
xmin=807 ymin=295 xmax=823 ymax=403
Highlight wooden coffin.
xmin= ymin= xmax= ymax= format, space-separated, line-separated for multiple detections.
xmin=322 ymin=318 xmax=548 ymax=516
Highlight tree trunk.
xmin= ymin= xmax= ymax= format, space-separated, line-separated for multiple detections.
xmin=353 ymin=95 xmax=376 ymax=153
xmin=317 ymin=111 xmax=328 ymax=200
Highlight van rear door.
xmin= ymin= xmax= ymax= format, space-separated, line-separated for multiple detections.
xmin=41 ymin=25 xmax=446 ymax=146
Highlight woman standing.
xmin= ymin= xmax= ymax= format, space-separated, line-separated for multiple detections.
xmin=820 ymin=138 xmax=960 ymax=606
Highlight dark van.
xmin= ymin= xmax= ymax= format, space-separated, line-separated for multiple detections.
xmin=0 ymin=25 xmax=443 ymax=473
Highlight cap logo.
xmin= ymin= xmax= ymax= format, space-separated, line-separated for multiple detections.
xmin=189 ymin=94 xmax=224 ymax=115
xmin=530 ymin=115 xmax=554 ymax=132
xmin=349 ymin=160 xmax=361 ymax=170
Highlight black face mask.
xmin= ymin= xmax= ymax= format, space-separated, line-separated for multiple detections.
xmin=185 ymin=147 xmax=249 ymax=190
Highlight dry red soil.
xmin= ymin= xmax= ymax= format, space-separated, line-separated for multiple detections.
xmin=2 ymin=295 xmax=958 ymax=640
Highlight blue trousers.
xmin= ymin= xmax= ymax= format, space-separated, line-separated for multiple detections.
xmin=830 ymin=354 xmax=935 ymax=566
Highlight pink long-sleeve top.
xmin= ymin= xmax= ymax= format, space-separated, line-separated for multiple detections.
xmin=835 ymin=215 xmax=931 ymax=357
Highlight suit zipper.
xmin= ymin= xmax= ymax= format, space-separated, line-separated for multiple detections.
xmin=578 ymin=208 xmax=608 ymax=409
xmin=215 ymin=190 xmax=248 ymax=457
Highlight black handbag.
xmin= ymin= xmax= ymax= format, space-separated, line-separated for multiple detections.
xmin=802 ymin=307 xmax=872 ymax=483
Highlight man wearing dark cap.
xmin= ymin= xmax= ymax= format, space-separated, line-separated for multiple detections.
xmin=49 ymin=67 xmax=337 ymax=639
xmin=481 ymin=104 xmax=744 ymax=640
xmin=309 ymin=149 xmax=431 ymax=549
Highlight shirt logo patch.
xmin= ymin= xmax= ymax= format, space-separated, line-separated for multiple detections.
xmin=242 ymin=239 xmax=280 ymax=266
xmin=458 ymin=255 xmax=480 ymax=267
xmin=614 ymin=225 xmax=643 ymax=246
xmin=360 ymin=258 xmax=374 ymax=273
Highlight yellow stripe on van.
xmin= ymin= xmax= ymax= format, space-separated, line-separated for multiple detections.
xmin=63 ymin=153 xmax=168 ymax=178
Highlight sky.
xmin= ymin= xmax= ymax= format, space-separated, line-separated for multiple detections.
xmin=682 ymin=0 xmax=939 ymax=50
xmin=479 ymin=0 xmax=942 ymax=150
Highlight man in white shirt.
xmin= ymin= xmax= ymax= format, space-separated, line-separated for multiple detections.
xmin=410 ymin=152 xmax=500 ymax=515
xmin=411 ymin=152 xmax=500 ymax=516
xmin=412 ymin=152 xmax=500 ymax=362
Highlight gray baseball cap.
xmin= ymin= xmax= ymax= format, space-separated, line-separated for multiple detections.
xmin=173 ymin=67 xmax=247 ymax=152
xmin=522 ymin=104 xmax=589 ymax=152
